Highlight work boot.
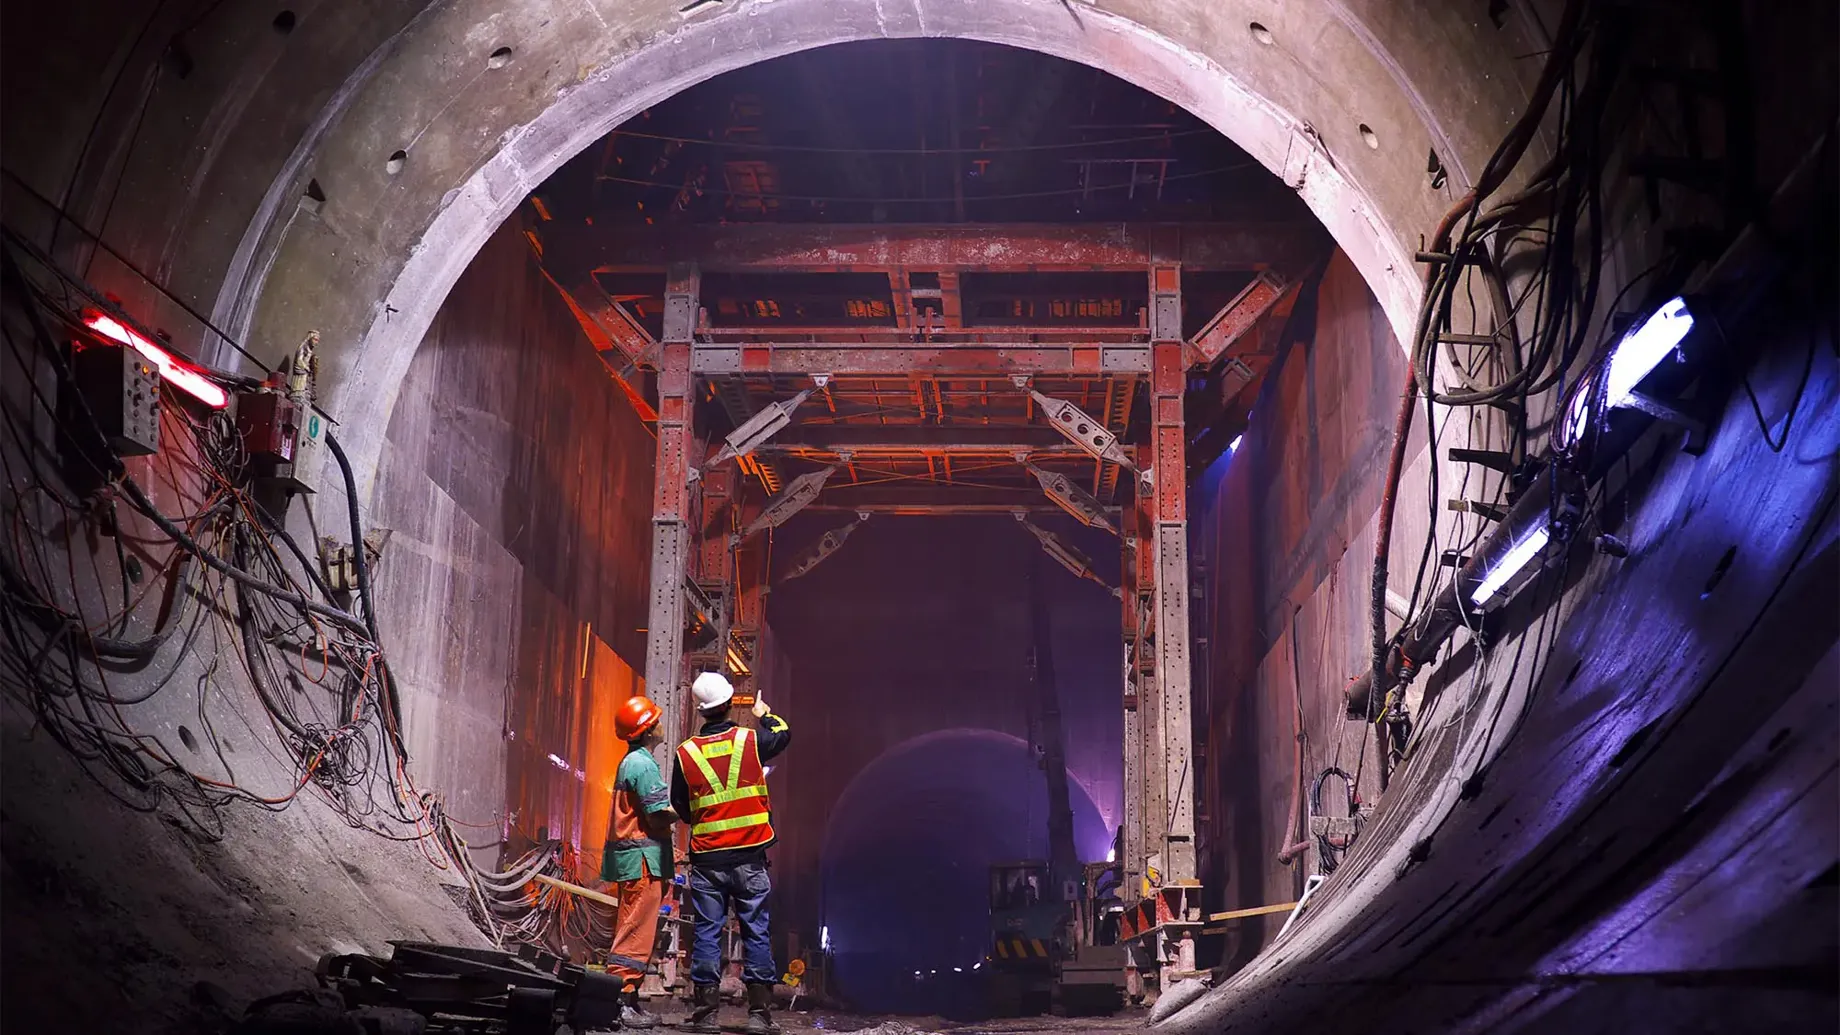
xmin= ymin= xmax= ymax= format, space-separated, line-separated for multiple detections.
xmin=620 ymin=987 xmax=661 ymax=1029
xmin=679 ymin=983 xmax=722 ymax=1033
xmin=743 ymin=982 xmax=780 ymax=1034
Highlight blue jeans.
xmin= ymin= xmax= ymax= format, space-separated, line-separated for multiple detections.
xmin=687 ymin=861 xmax=776 ymax=986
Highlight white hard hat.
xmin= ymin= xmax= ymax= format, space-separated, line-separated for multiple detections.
xmin=691 ymin=671 xmax=735 ymax=711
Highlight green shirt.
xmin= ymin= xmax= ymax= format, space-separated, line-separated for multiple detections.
xmin=600 ymin=746 xmax=672 ymax=882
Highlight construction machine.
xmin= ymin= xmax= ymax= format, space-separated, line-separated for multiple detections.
xmin=982 ymin=551 xmax=1127 ymax=1017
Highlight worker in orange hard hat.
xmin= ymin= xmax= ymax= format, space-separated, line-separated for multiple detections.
xmin=601 ymin=694 xmax=676 ymax=1028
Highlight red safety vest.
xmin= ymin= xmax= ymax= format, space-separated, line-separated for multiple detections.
xmin=677 ymin=726 xmax=775 ymax=854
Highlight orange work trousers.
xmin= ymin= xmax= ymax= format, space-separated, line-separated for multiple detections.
xmin=607 ymin=870 xmax=666 ymax=990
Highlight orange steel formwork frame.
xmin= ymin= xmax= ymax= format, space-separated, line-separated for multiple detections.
xmin=544 ymin=222 xmax=1320 ymax=996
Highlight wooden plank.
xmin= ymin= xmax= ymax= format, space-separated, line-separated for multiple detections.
xmin=533 ymin=873 xmax=622 ymax=910
xmin=1207 ymin=900 xmax=1299 ymax=922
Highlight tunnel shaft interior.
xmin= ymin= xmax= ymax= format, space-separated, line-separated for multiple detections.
xmin=1 ymin=3 xmax=1836 ymax=1034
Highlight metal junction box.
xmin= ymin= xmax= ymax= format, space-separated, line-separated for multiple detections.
xmin=236 ymin=391 xmax=300 ymax=463
xmin=68 ymin=340 xmax=160 ymax=457
xmin=235 ymin=390 xmax=318 ymax=494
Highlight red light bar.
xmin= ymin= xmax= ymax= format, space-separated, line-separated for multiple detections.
xmin=82 ymin=312 xmax=228 ymax=409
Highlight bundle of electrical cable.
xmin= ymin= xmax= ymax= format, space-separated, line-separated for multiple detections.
xmin=1364 ymin=0 xmax=1650 ymax=732
xmin=0 ymin=234 xmax=598 ymax=957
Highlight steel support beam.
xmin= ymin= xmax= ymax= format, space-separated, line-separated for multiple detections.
xmin=644 ymin=265 xmax=698 ymax=745
xmin=1116 ymin=265 xmax=1204 ymax=994
xmin=689 ymin=464 xmax=736 ymax=686
xmin=804 ymin=484 xmax=1090 ymax=513
xmin=1185 ymin=270 xmax=1290 ymax=367
xmin=762 ymin=424 xmax=1066 ymax=451
xmin=1149 ymin=335 xmax=1197 ymax=884
xmin=546 ymin=222 xmax=1326 ymax=274
xmin=691 ymin=344 xmax=1151 ymax=376
xmin=727 ymin=498 xmax=769 ymax=706
xmin=542 ymin=271 xmax=659 ymax=420
xmin=805 ymin=502 xmax=1065 ymax=516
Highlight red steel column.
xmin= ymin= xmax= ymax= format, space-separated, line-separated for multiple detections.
xmin=645 ymin=263 xmax=698 ymax=744
xmin=1147 ymin=261 xmax=1198 ymax=886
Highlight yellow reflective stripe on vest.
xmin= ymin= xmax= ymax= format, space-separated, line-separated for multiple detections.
xmin=684 ymin=728 xmax=759 ymax=810
xmin=692 ymin=812 xmax=772 ymax=836
xmin=726 ymin=727 xmax=750 ymax=794
xmin=691 ymin=783 xmax=768 ymax=810
xmin=683 ymin=737 xmax=724 ymax=793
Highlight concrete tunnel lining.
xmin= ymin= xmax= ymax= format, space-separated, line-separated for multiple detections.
xmin=11 ymin=1 xmax=1834 ymax=1030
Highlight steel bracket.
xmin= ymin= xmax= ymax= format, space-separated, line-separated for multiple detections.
xmin=1026 ymin=464 xmax=1118 ymax=534
xmin=742 ymin=466 xmax=836 ymax=539
xmin=1030 ymin=390 xmax=1135 ymax=468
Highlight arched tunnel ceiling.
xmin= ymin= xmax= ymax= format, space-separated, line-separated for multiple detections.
xmin=11 ymin=0 xmax=1553 ymax=503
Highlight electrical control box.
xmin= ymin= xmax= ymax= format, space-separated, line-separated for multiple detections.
xmin=235 ymin=386 xmax=320 ymax=495
xmin=68 ymin=339 xmax=161 ymax=457
xmin=236 ymin=391 xmax=300 ymax=462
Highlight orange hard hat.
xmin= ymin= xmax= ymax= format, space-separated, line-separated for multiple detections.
xmin=615 ymin=695 xmax=663 ymax=741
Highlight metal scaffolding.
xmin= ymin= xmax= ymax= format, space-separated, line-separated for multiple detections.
xmin=543 ymin=220 xmax=1318 ymax=993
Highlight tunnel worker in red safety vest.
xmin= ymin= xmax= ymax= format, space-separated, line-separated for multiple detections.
xmin=670 ymin=670 xmax=791 ymax=1034
xmin=599 ymin=694 xmax=676 ymax=1029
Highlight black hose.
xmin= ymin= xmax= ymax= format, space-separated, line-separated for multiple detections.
xmin=323 ymin=433 xmax=380 ymax=644
xmin=324 ymin=431 xmax=406 ymax=753
xmin=253 ymin=494 xmax=342 ymax=607
xmin=232 ymin=524 xmax=313 ymax=742
xmin=117 ymin=476 xmax=368 ymax=634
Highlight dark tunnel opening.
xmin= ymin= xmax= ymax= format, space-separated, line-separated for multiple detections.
xmin=818 ymin=729 xmax=1109 ymax=1017
xmin=761 ymin=513 xmax=1127 ymax=1005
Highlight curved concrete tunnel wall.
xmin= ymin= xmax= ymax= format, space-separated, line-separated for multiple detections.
xmin=2 ymin=1 xmax=1836 ymax=1032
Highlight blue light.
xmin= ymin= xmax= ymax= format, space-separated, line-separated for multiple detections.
xmin=1470 ymin=523 xmax=1551 ymax=608
xmin=1568 ymin=297 xmax=1694 ymax=441
xmin=1605 ymin=297 xmax=1693 ymax=407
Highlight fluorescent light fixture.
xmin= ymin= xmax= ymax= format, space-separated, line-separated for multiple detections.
xmin=83 ymin=312 xmax=228 ymax=409
xmin=1470 ymin=523 xmax=1552 ymax=608
xmin=1605 ymin=297 xmax=1693 ymax=407
xmin=820 ymin=925 xmax=830 ymax=951
xmin=1228 ymin=435 xmax=1243 ymax=453
xmin=1567 ymin=297 xmax=1693 ymax=441
xmin=953 ymin=967 xmax=963 ymax=973
xmin=973 ymin=961 xmax=982 ymax=970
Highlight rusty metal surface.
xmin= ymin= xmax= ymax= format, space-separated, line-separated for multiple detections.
xmin=690 ymin=343 xmax=1151 ymax=376
xmin=1186 ymin=270 xmax=1291 ymax=367
xmin=544 ymin=222 xmax=1324 ymax=274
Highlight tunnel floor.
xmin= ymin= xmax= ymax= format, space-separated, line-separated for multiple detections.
xmin=734 ymin=1010 xmax=1148 ymax=1034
